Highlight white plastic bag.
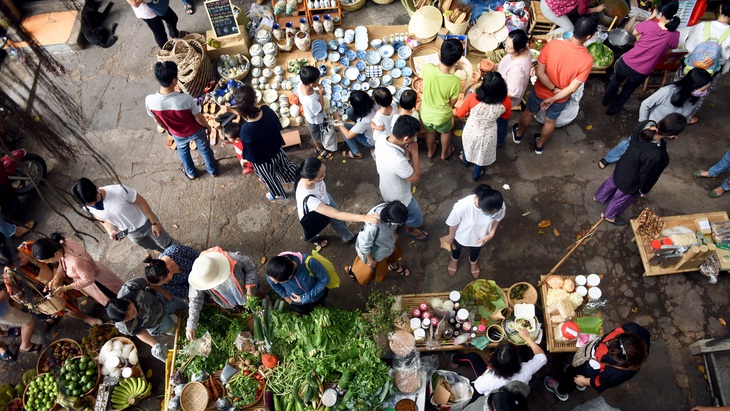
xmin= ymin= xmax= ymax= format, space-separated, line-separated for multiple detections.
xmin=428 ymin=370 xmax=473 ymax=411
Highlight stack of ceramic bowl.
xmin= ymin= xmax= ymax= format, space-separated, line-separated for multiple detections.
xmin=312 ymin=39 xmax=328 ymax=61
xmin=468 ymin=10 xmax=509 ymax=53
xmin=256 ymin=29 xmax=272 ymax=45
xmin=355 ymin=26 xmax=369 ymax=51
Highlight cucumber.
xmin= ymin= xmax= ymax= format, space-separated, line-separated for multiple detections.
xmin=253 ymin=315 xmax=264 ymax=342
xmin=338 ymin=370 xmax=354 ymax=390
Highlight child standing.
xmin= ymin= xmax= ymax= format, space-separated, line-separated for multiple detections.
xmin=222 ymin=122 xmax=255 ymax=175
xmin=420 ymin=39 xmax=463 ymax=160
xmin=299 ymin=66 xmax=333 ymax=159
xmin=371 ymin=88 xmax=399 ymax=145
xmin=392 ymin=90 xmax=421 ymax=161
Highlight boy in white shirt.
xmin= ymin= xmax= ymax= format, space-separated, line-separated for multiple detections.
xmin=371 ymin=88 xmax=399 ymax=145
xmin=298 ymin=66 xmax=333 ymax=159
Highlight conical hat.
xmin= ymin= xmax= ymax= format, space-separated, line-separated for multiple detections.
xmin=474 ymin=10 xmax=506 ymax=33
xmin=493 ymin=25 xmax=509 ymax=42
xmin=468 ymin=26 xmax=499 ymax=52
xmin=409 ymin=6 xmax=443 ymax=41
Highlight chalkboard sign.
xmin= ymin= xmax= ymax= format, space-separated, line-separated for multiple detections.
xmin=204 ymin=0 xmax=240 ymax=38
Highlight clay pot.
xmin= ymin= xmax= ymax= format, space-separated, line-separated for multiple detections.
xmin=479 ymin=59 xmax=494 ymax=75
xmin=295 ymin=31 xmax=311 ymax=51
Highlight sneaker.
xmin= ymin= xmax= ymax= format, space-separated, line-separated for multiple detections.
xmin=544 ymin=376 xmax=569 ymax=401
xmin=575 ymin=384 xmax=587 ymax=391
xmin=511 ymin=123 xmax=522 ymax=144
xmin=534 ymin=133 xmax=543 ymax=155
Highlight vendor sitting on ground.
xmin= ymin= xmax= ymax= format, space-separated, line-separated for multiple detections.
xmin=266 ymin=252 xmax=329 ymax=315
xmin=185 ymin=246 xmax=259 ymax=341
xmin=106 ymin=277 xmax=186 ymax=362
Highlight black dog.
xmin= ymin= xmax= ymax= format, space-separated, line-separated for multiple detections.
xmin=81 ymin=0 xmax=118 ymax=48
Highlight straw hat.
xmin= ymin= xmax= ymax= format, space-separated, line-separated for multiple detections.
xmin=409 ymin=6 xmax=443 ymax=42
xmin=467 ymin=28 xmax=499 ymax=52
xmin=474 ymin=10 xmax=506 ymax=33
xmin=493 ymin=25 xmax=509 ymax=42
xmin=189 ymin=252 xmax=231 ymax=290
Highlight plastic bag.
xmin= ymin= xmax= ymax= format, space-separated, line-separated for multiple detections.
xmin=392 ymin=348 xmax=423 ymax=394
xmin=180 ymin=331 xmax=212 ymax=357
xmin=569 ymin=396 xmax=622 ymax=411
xmin=428 ymin=370 xmax=474 ymax=411
xmin=700 ymin=253 xmax=720 ymax=284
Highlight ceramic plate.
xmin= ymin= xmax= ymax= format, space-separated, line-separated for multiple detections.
xmin=313 ymin=47 xmax=327 ymax=61
xmin=402 ymin=67 xmax=413 ymax=77
xmin=345 ymin=66 xmax=359 ymax=81
xmin=395 ymin=58 xmax=407 ymax=69
xmin=328 ymin=52 xmax=341 ymax=62
xmin=340 ymin=57 xmax=350 ymax=66
xmin=379 ymin=44 xmax=395 ymax=58
xmin=352 ymin=83 xmax=361 ymax=91
xmin=338 ymin=45 xmax=348 ymax=54
xmin=263 ymin=89 xmax=278 ymax=104
xmin=390 ymin=68 xmax=402 ymax=78
xmin=255 ymin=90 xmax=262 ymax=103
xmin=357 ymin=50 xmax=366 ymax=59
xmin=387 ymin=85 xmax=396 ymax=95
xmin=342 ymin=78 xmax=351 ymax=87
xmin=365 ymin=51 xmax=381 ymax=65
xmin=368 ymin=77 xmax=380 ymax=88
xmin=397 ymin=46 xmax=412 ymax=59
xmin=331 ymin=74 xmax=342 ymax=83
xmin=357 ymin=73 xmax=367 ymax=82
xmin=346 ymin=50 xmax=356 ymax=60
xmin=328 ymin=40 xmax=339 ymax=50
xmin=381 ymin=58 xmax=394 ymax=71
xmin=392 ymin=41 xmax=404 ymax=52
xmin=356 ymin=60 xmax=366 ymax=71
xmin=321 ymin=79 xmax=332 ymax=87
xmin=403 ymin=77 xmax=412 ymax=86
xmin=361 ymin=82 xmax=370 ymax=91
xmin=333 ymin=85 xmax=343 ymax=93
xmin=332 ymin=92 xmax=341 ymax=102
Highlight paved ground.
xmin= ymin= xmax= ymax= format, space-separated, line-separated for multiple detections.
xmin=1 ymin=1 xmax=729 ymax=410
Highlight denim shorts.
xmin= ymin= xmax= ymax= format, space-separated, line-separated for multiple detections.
xmin=526 ymin=90 xmax=568 ymax=120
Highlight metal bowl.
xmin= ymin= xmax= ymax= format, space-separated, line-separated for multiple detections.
xmin=608 ymin=29 xmax=630 ymax=47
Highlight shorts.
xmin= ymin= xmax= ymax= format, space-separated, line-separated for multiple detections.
xmin=0 ymin=305 xmax=32 ymax=327
xmin=526 ymin=91 xmax=568 ymax=120
xmin=423 ymin=116 xmax=454 ymax=134
xmin=307 ymin=122 xmax=324 ymax=143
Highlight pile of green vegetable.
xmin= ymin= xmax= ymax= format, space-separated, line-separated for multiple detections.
xmin=268 ymin=305 xmax=392 ymax=411
xmin=587 ymin=42 xmax=613 ymax=68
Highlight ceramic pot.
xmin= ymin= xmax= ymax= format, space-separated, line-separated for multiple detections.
xmin=334 ymin=28 xmax=344 ymax=38
xmin=272 ymin=24 xmax=283 ymax=41
xmin=295 ymin=115 xmax=304 ymax=126
xmin=278 ymin=36 xmax=294 ymax=52
xmin=312 ymin=16 xmax=324 ymax=34
xmin=274 ymin=0 xmax=286 ymax=14
xmin=314 ymin=0 xmax=320 ymax=7
xmin=285 ymin=0 xmax=298 ymax=14
xmin=307 ymin=0 xmax=314 ymax=8
xmin=290 ymin=104 xmax=301 ymax=117
xmin=323 ymin=14 xmax=334 ymax=34
xmin=285 ymin=22 xmax=296 ymax=38
xmin=263 ymin=55 xmax=277 ymax=68
xmin=299 ymin=18 xmax=310 ymax=33
xmin=295 ymin=31 xmax=311 ymax=51
xmin=263 ymin=42 xmax=278 ymax=56
xmin=256 ymin=29 xmax=272 ymax=45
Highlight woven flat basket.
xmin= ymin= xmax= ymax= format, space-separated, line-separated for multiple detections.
xmin=181 ymin=382 xmax=209 ymax=411
xmin=507 ymin=282 xmax=538 ymax=307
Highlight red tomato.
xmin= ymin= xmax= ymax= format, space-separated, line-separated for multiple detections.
xmin=243 ymin=370 xmax=252 ymax=376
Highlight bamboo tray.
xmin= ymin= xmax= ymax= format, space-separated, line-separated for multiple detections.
xmin=539 ymin=275 xmax=604 ymax=353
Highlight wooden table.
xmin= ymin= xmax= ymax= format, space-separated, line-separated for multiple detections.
xmin=630 ymin=211 xmax=729 ymax=276
xmin=539 ymin=275 xmax=604 ymax=353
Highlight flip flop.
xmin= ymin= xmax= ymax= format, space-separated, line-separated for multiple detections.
xmin=19 ymin=343 xmax=43 ymax=354
xmin=688 ymin=116 xmax=698 ymax=125
xmin=470 ymin=261 xmax=480 ymax=279
xmin=344 ymin=266 xmax=357 ymax=281
xmin=389 ymin=262 xmax=411 ymax=277
xmin=265 ymin=192 xmax=287 ymax=201
xmin=184 ymin=3 xmax=194 ymax=14
xmin=442 ymin=143 xmax=456 ymax=160
xmin=316 ymin=149 xmax=334 ymax=160
xmin=0 ymin=349 xmax=16 ymax=363
xmin=341 ymin=150 xmax=363 ymax=159
xmin=2 ymin=328 xmax=20 ymax=338
xmin=402 ymin=228 xmax=429 ymax=241
xmin=309 ymin=236 xmax=328 ymax=248
xmin=447 ymin=258 xmax=458 ymax=277
xmin=598 ymin=158 xmax=607 ymax=169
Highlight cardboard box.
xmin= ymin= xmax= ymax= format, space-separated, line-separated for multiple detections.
xmin=432 ymin=381 xmax=452 ymax=406
xmin=206 ymin=26 xmax=251 ymax=62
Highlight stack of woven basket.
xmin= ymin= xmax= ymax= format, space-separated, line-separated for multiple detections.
xmin=157 ymin=37 xmax=216 ymax=98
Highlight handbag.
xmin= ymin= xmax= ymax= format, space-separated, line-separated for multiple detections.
xmin=571 ymin=337 xmax=601 ymax=368
xmin=320 ymin=120 xmax=338 ymax=152
xmin=300 ymin=194 xmax=330 ymax=241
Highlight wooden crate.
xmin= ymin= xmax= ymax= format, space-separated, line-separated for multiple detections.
xmin=630 ymin=211 xmax=729 ymax=276
xmin=539 ymin=275 xmax=604 ymax=353
xmin=307 ymin=1 xmax=343 ymax=27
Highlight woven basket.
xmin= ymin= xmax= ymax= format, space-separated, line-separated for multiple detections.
xmin=444 ymin=14 xmax=469 ymax=35
xmin=181 ymin=382 xmax=209 ymax=411
xmin=37 ymin=338 xmax=83 ymax=374
xmin=23 ymin=373 xmax=62 ymax=411
xmin=371 ymin=0 xmax=396 ymax=4
xmin=1 ymin=398 xmax=21 ymax=411
xmin=35 ymin=296 xmax=66 ymax=315
xmin=486 ymin=324 xmax=506 ymax=342
xmin=341 ymin=0 xmax=366 ymax=11
xmin=158 ymin=39 xmax=217 ymax=98
xmin=203 ymin=371 xmax=226 ymax=411
xmin=408 ymin=44 xmax=440 ymax=75
xmin=59 ymin=356 xmax=102 ymax=397
xmin=507 ymin=282 xmax=538 ymax=307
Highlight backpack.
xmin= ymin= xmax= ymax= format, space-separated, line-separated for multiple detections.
xmin=304 ymin=249 xmax=341 ymax=289
xmin=684 ymin=22 xmax=730 ymax=75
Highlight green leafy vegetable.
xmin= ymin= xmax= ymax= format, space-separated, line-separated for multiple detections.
xmin=587 ymin=42 xmax=614 ymax=68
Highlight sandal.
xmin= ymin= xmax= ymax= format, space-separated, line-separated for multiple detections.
xmin=20 ymin=343 xmax=43 ymax=354
xmin=442 ymin=143 xmax=456 ymax=161
xmin=447 ymin=258 xmax=458 ymax=277
xmin=265 ymin=192 xmax=287 ymax=201
xmin=309 ymin=236 xmax=329 ymax=248
xmin=2 ymin=328 xmax=20 ymax=338
xmin=316 ymin=149 xmax=334 ymax=160
xmin=0 ymin=349 xmax=16 ymax=363
xmin=402 ymin=228 xmax=429 ymax=241
xmin=598 ymin=158 xmax=607 ymax=169
xmin=389 ymin=262 xmax=411 ymax=277
xmin=344 ymin=266 xmax=357 ymax=281
xmin=469 ymin=261 xmax=480 ymax=279
xmin=341 ymin=150 xmax=363 ymax=159
xmin=183 ymin=3 xmax=194 ymax=14
xmin=688 ymin=116 xmax=698 ymax=125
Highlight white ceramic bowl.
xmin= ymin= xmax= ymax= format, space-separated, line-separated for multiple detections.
xmin=587 ymin=274 xmax=601 ymax=287
xmin=588 ymin=287 xmax=602 ymax=300
xmin=575 ymin=275 xmax=587 ymax=286
xmin=576 ymin=286 xmax=588 ymax=297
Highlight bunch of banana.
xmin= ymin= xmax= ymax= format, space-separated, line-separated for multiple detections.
xmin=111 ymin=377 xmax=151 ymax=410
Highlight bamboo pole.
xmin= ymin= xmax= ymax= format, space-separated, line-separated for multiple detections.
xmin=537 ymin=217 xmax=605 ymax=288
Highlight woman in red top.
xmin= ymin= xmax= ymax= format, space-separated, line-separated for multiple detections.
xmin=540 ymin=0 xmax=605 ymax=32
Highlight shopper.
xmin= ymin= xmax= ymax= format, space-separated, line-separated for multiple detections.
xmin=371 ymin=87 xmax=399 ymax=145
xmin=445 ymin=184 xmax=505 ymax=278
xmin=295 ymin=157 xmax=379 ymax=248
xmin=143 ymin=244 xmax=200 ymax=299
xmin=345 ymin=201 xmax=410 ymax=285
xmin=455 ymin=72 xmax=508 ymax=181
xmin=266 ymin=252 xmax=329 ymax=315
xmin=0 ymin=238 xmax=41 ymax=357
xmin=539 ymin=0 xmax=604 ymax=31
xmin=375 ymin=115 xmax=429 ymax=241
xmin=678 ymin=1 xmax=730 ymax=123
xmin=234 ymin=85 xmax=298 ymax=201
xmin=185 ymin=247 xmax=259 ymax=340
xmin=126 ymin=0 xmax=187 ymax=49
xmin=638 ymin=67 xmax=712 ymax=123
xmin=694 ymin=147 xmax=730 ymax=197
xmin=0 ymin=218 xmax=33 ymax=239
xmin=420 ymin=39 xmax=463 ymax=160
xmin=598 ymin=111 xmax=688 ymax=168
xmin=146 ymin=61 xmax=218 ymax=180
xmin=497 ymin=29 xmax=532 ymax=109
xmin=513 ymin=16 xmax=597 ymax=154
xmin=545 ymin=322 xmax=651 ymax=401
xmin=333 ymin=90 xmax=377 ymax=159
xmin=33 ymin=233 xmax=124 ymax=306
xmin=106 ymin=278 xmax=186 ymax=361
xmin=594 ymin=113 xmax=687 ymax=226
xmin=71 ymin=177 xmax=178 ymax=252
xmin=299 ymin=66 xmax=332 ymax=159
xmin=604 ymin=0 xmax=681 ymax=115
xmin=391 ymin=89 xmax=420 ymax=126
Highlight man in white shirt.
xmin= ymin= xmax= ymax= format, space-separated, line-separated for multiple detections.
xmin=71 ymin=178 xmax=178 ymax=252
xmin=374 ymin=116 xmax=429 ymax=241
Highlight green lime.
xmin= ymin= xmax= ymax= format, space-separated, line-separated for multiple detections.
xmin=72 ymin=389 xmax=81 ymax=396
xmin=86 ymin=369 xmax=95 ymax=376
